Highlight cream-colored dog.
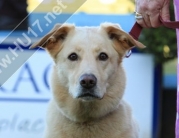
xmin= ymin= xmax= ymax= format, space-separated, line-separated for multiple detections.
xmin=30 ymin=23 xmax=145 ymax=138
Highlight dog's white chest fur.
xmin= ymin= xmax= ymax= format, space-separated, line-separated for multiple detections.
xmin=45 ymin=100 xmax=138 ymax=138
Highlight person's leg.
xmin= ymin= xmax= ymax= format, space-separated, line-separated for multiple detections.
xmin=174 ymin=0 xmax=179 ymax=138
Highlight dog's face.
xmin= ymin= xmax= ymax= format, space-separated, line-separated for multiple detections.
xmin=56 ymin=28 xmax=116 ymax=101
xmin=30 ymin=23 xmax=145 ymax=121
xmin=30 ymin=23 xmax=144 ymax=102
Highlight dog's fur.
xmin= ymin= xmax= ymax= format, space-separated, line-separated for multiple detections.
xmin=30 ymin=23 xmax=145 ymax=138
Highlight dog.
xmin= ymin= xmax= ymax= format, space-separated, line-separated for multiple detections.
xmin=30 ymin=23 xmax=145 ymax=138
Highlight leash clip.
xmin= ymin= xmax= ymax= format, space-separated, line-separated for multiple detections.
xmin=125 ymin=49 xmax=132 ymax=58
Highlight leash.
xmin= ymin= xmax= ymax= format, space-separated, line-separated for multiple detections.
xmin=129 ymin=16 xmax=179 ymax=41
xmin=125 ymin=16 xmax=179 ymax=58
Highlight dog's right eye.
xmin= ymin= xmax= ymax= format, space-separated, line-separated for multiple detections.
xmin=68 ymin=53 xmax=78 ymax=61
xmin=98 ymin=52 xmax=108 ymax=61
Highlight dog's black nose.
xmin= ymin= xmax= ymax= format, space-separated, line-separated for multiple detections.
xmin=79 ymin=74 xmax=97 ymax=89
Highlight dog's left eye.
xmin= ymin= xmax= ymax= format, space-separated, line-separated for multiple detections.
xmin=68 ymin=53 xmax=78 ymax=61
xmin=98 ymin=53 xmax=108 ymax=61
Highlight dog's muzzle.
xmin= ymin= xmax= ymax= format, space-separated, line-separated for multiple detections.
xmin=77 ymin=74 xmax=101 ymax=100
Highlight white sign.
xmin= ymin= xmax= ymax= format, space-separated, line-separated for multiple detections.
xmin=0 ymin=50 xmax=154 ymax=138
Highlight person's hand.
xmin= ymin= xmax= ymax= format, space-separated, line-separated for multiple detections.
xmin=135 ymin=0 xmax=170 ymax=28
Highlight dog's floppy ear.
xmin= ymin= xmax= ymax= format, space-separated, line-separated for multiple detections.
xmin=101 ymin=23 xmax=145 ymax=56
xmin=30 ymin=23 xmax=74 ymax=57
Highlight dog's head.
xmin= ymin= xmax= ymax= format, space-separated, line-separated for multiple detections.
xmin=30 ymin=23 xmax=144 ymax=100
xmin=30 ymin=23 xmax=145 ymax=121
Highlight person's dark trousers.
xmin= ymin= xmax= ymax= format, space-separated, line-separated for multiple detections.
xmin=0 ymin=0 xmax=28 ymax=30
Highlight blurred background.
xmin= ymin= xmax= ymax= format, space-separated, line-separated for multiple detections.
xmin=0 ymin=0 xmax=177 ymax=138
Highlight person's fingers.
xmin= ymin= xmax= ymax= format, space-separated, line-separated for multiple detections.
xmin=135 ymin=0 xmax=169 ymax=28
xmin=136 ymin=12 xmax=153 ymax=28
xmin=135 ymin=11 xmax=150 ymax=27
xmin=136 ymin=12 xmax=161 ymax=28
xmin=146 ymin=1 xmax=162 ymax=28
xmin=135 ymin=14 xmax=148 ymax=28
xmin=135 ymin=0 xmax=149 ymax=27
xmin=160 ymin=1 xmax=170 ymax=21
xmin=148 ymin=0 xmax=170 ymax=27
xmin=149 ymin=13 xmax=162 ymax=27
xmin=135 ymin=1 xmax=156 ymax=28
xmin=142 ymin=13 xmax=152 ymax=27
